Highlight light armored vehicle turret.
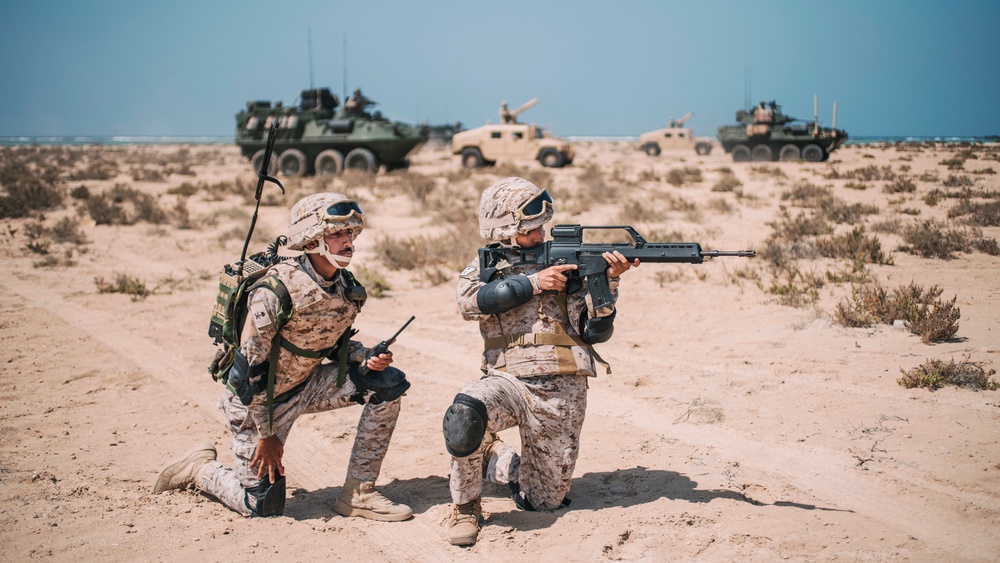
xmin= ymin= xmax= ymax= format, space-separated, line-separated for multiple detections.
xmin=638 ymin=112 xmax=713 ymax=156
xmin=235 ymin=87 xmax=427 ymax=177
xmin=451 ymin=99 xmax=574 ymax=168
xmin=717 ymin=97 xmax=847 ymax=162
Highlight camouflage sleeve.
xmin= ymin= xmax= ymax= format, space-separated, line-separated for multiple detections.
xmin=457 ymin=257 xmax=485 ymax=320
xmin=243 ymin=287 xmax=280 ymax=439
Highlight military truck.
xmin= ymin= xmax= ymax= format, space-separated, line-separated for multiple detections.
xmin=638 ymin=112 xmax=713 ymax=156
xmin=451 ymin=99 xmax=574 ymax=168
xmin=717 ymin=97 xmax=847 ymax=162
xmin=235 ymin=87 xmax=427 ymax=176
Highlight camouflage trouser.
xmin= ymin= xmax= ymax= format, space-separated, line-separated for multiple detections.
xmin=449 ymin=370 xmax=588 ymax=511
xmin=198 ymin=362 xmax=402 ymax=517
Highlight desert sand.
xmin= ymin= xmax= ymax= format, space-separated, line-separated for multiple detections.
xmin=1 ymin=139 xmax=998 ymax=562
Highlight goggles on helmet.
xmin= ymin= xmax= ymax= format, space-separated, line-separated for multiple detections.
xmin=514 ymin=190 xmax=552 ymax=221
xmin=479 ymin=190 xmax=553 ymax=231
xmin=324 ymin=201 xmax=364 ymax=221
xmin=288 ymin=200 xmax=365 ymax=240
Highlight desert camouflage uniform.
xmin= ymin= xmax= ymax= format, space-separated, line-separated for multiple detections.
xmin=197 ymin=254 xmax=401 ymax=516
xmin=450 ymin=254 xmax=618 ymax=510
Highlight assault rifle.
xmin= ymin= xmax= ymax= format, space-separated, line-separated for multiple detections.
xmin=479 ymin=224 xmax=756 ymax=309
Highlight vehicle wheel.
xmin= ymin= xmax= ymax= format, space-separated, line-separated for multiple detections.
xmin=538 ymin=148 xmax=566 ymax=168
xmin=461 ymin=148 xmax=484 ymax=168
xmin=801 ymin=144 xmax=825 ymax=162
xmin=643 ymin=143 xmax=661 ymax=156
xmin=751 ymin=144 xmax=773 ymax=162
xmin=314 ymin=149 xmax=344 ymax=176
xmin=731 ymin=144 xmax=751 ymax=162
xmin=344 ymin=148 xmax=378 ymax=173
xmin=278 ymin=149 xmax=309 ymax=177
xmin=778 ymin=144 xmax=801 ymax=161
xmin=695 ymin=142 xmax=712 ymax=155
xmin=251 ymin=149 xmax=278 ymax=175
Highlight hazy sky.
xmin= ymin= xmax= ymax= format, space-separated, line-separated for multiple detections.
xmin=2 ymin=0 xmax=998 ymax=138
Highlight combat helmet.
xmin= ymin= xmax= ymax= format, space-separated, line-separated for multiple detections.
xmin=478 ymin=177 xmax=553 ymax=242
xmin=287 ymin=193 xmax=365 ymax=250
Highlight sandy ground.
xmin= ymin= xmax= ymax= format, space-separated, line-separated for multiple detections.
xmin=1 ymin=139 xmax=998 ymax=562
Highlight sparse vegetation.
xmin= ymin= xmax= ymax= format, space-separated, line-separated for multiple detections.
xmin=94 ymin=272 xmax=153 ymax=301
xmin=834 ymin=280 xmax=961 ymax=343
xmin=898 ymin=358 xmax=998 ymax=391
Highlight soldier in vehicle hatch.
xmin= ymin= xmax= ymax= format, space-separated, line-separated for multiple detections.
xmin=154 ymin=193 xmax=411 ymax=522
xmin=441 ymin=177 xmax=639 ymax=546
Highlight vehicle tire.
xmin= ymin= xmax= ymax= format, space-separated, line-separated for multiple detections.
xmin=778 ymin=144 xmax=801 ymax=161
xmin=695 ymin=142 xmax=712 ymax=155
xmin=751 ymin=144 xmax=773 ymax=162
xmin=460 ymin=148 xmax=485 ymax=168
xmin=731 ymin=144 xmax=751 ymax=162
xmin=344 ymin=148 xmax=378 ymax=173
xmin=251 ymin=149 xmax=278 ymax=175
xmin=801 ymin=144 xmax=825 ymax=162
xmin=538 ymin=148 xmax=566 ymax=168
xmin=643 ymin=143 xmax=661 ymax=156
xmin=278 ymin=149 xmax=309 ymax=177
xmin=314 ymin=149 xmax=344 ymax=177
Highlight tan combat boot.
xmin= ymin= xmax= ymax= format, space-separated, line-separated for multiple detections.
xmin=153 ymin=443 xmax=217 ymax=493
xmin=335 ymin=477 xmax=413 ymax=522
xmin=447 ymin=497 xmax=482 ymax=546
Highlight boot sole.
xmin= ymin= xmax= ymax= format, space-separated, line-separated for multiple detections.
xmin=448 ymin=532 xmax=478 ymax=546
xmin=334 ymin=499 xmax=412 ymax=522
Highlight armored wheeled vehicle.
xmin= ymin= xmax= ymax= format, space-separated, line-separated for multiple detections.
xmin=638 ymin=112 xmax=713 ymax=156
xmin=235 ymin=87 xmax=427 ymax=176
xmin=717 ymin=98 xmax=847 ymax=162
xmin=451 ymin=99 xmax=574 ymax=168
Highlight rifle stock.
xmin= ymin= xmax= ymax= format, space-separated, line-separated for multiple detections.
xmin=480 ymin=224 xmax=756 ymax=309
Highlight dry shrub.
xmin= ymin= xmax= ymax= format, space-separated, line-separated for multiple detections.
xmin=815 ymin=227 xmax=893 ymax=265
xmin=94 ymin=272 xmax=152 ymax=301
xmin=352 ymin=265 xmax=392 ymax=298
xmin=782 ymin=181 xmax=830 ymax=206
xmin=618 ymin=200 xmax=664 ymax=223
xmin=884 ymin=177 xmax=916 ymax=193
xmin=899 ymin=220 xmax=980 ymax=259
xmin=750 ymin=165 xmax=786 ymax=179
xmin=85 ymin=184 xmax=167 ymax=225
xmin=948 ymin=199 xmax=1000 ymax=227
xmin=768 ymin=208 xmax=833 ymax=241
xmin=712 ymin=174 xmax=742 ymax=192
xmin=766 ymin=263 xmax=823 ymax=307
xmin=374 ymin=227 xmax=480 ymax=285
xmin=898 ymin=358 xmax=998 ymax=391
xmin=577 ymin=163 xmax=616 ymax=204
xmin=0 ymin=157 xmax=65 ymax=218
xmin=827 ymin=165 xmax=896 ymax=182
xmin=665 ymin=166 xmax=702 ymax=187
xmin=834 ymin=280 xmax=960 ymax=343
xmin=943 ymin=174 xmax=974 ymax=188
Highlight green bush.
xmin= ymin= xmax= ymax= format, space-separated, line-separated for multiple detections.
xmin=898 ymin=358 xmax=998 ymax=391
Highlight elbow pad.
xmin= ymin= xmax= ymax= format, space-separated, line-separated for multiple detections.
xmin=477 ymin=275 xmax=534 ymax=315
xmin=580 ymin=309 xmax=616 ymax=344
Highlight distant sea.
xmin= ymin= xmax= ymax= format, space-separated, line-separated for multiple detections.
xmin=0 ymin=134 xmax=996 ymax=146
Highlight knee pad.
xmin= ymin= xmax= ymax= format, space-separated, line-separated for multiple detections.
xmin=442 ymin=393 xmax=488 ymax=458
xmin=244 ymin=475 xmax=286 ymax=517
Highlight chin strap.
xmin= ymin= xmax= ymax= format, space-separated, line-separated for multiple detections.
xmin=304 ymin=240 xmax=352 ymax=269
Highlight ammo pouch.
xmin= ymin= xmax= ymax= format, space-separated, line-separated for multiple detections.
xmin=348 ymin=362 xmax=410 ymax=405
xmin=227 ymin=351 xmax=269 ymax=406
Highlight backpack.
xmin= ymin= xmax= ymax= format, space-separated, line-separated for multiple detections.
xmin=206 ymin=238 xmax=363 ymax=430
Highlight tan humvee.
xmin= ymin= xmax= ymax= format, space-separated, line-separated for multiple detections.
xmin=451 ymin=99 xmax=574 ymax=168
xmin=638 ymin=112 xmax=713 ymax=156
